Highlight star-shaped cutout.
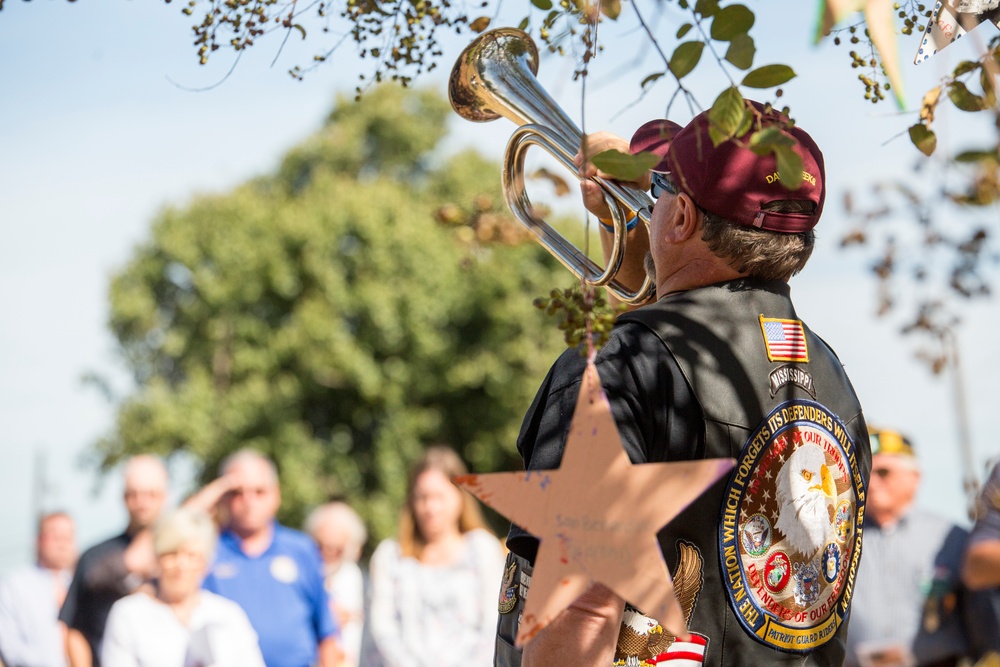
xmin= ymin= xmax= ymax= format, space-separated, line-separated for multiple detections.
xmin=455 ymin=361 xmax=734 ymax=646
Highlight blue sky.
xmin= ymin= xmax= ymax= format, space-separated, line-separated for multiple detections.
xmin=1 ymin=1 xmax=998 ymax=573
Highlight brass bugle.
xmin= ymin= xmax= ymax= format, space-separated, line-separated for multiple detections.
xmin=448 ymin=28 xmax=656 ymax=305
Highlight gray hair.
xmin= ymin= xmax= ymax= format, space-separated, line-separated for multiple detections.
xmin=700 ymin=205 xmax=816 ymax=281
xmin=305 ymin=502 xmax=368 ymax=562
xmin=152 ymin=508 xmax=218 ymax=561
xmin=219 ymin=449 xmax=279 ymax=487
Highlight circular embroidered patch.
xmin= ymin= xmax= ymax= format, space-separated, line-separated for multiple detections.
xmin=718 ymin=400 xmax=865 ymax=653
xmin=269 ymin=555 xmax=299 ymax=584
xmin=764 ymin=551 xmax=791 ymax=593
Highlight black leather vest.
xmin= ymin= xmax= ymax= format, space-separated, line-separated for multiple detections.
xmin=617 ymin=280 xmax=870 ymax=666
xmin=495 ymin=280 xmax=871 ymax=666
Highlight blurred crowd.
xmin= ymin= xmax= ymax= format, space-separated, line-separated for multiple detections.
xmin=0 ymin=429 xmax=998 ymax=667
xmin=0 ymin=446 xmax=504 ymax=667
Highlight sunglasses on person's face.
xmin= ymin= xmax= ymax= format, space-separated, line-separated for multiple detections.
xmin=650 ymin=172 xmax=679 ymax=199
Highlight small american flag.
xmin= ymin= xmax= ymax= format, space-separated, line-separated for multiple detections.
xmin=651 ymin=632 xmax=709 ymax=665
xmin=760 ymin=316 xmax=809 ymax=363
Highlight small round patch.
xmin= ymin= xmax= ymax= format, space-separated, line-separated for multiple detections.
xmin=793 ymin=560 xmax=822 ymax=607
xmin=498 ymin=561 xmax=518 ymax=614
xmin=764 ymin=551 xmax=791 ymax=593
xmin=269 ymin=555 xmax=299 ymax=584
xmin=741 ymin=514 xmax=772 ymax=557
xmin=835 ymin=501 xmax=853 ymax=543
xmin=822 ymin=543 xmax=841 ymax=583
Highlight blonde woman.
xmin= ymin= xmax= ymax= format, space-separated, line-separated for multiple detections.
xmin=102 ymin=508 xmax=265 ymax=667
xmin=361 ymin=447 xmax=505 ymax=667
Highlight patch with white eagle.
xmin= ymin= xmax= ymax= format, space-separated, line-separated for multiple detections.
xmin=718 ymin=400 xmax=865 ymax=653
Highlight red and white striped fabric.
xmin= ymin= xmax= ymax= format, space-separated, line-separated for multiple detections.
xmin=650 ymin=632 xmax=709 ymax=665
xmin=761 ymin=318 xmax=808 ymax=362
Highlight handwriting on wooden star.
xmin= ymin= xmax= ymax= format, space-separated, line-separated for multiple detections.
xmin=455 ymin=361 xmax=734 ymax=646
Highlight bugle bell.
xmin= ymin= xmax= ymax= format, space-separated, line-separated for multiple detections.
xmin=448 ymin=28 xmax=656 ymax=305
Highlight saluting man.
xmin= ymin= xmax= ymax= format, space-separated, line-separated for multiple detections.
xmin=201 ymin=450 xmax=345 ymax=667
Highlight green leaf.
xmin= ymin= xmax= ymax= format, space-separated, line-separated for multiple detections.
xmin=981 ymin=67 xmax=996 ymax=107
xmin=908 ymin=123 xmax=937 ymax=157
xmin=601 ymin=0 xmax=622 ymax=19
xmin=774 ymin=145 xmax=804 ymax=190
xmin=724 ymin=33 xmax=755 ymax=70
xmin=668 ymin=41 xmax=705 ymax=79
xmin=695 ymin=0 xmax=719 ymax=17
xmin=590 ymin=150 xmax=660 ymax=181
xmin=953 ymin=60 xmax=980 ymax=76
xmin=708 ymin=87 xmax=748 ymax=146
xmin=518 ymin=16 xmax=529 ymax=30
xmin=292 ymin=23 xmax=307 ymax=39
xmin=741 ymin=64 xmax=796 ymax=88
xmin=954 ymin=149 xmax=999 ymax=163
xmin=677 ymin=23 xmax=693 ymax=39
xmin=749 ymin=126 xmax=795 ymax=155
xmin=531 ymin=0 xmax=553 ymax=9
xmin=640 ymin=72 xmax=665 ymax=89
xmin=710 ymin=4 xmax=754 ymax=41
xmin=948 ymin=81 xmax=988 ymax=112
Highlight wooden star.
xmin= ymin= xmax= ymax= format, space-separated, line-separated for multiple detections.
xmin=455 ymin=361 xmax=734 ymax=646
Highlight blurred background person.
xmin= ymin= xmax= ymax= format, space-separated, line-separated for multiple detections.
xmin=360 ymin=446 xmax=505 ymax=667
xmin=201 ymin=450 xmax=344 ymax=667
xmin=0 ymin=511 xmax=77 ymax=667
xmin=306 ymin=502 xmax=367 ymax=667
xmin=60 ymin=455 xmax=169 ymax=667
xmin=963 ymin=458 xmax=1000 ymax=589
xmin=961 ymin=458 xmax=1000 ymax=657
xmin=101 ymin=508 xmax=265 ymax=667
xmin=845 ymin=428 xmax=983 ymax=667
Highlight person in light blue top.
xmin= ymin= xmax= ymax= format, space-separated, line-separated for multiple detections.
xmin=0 ymin=512 xmax=77 ymax=667
xmin=201 ymin=449 xmax=343 ymax=667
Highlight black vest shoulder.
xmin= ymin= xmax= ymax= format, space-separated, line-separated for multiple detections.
xmin=614 ymin=279 xmax=871 ymax=667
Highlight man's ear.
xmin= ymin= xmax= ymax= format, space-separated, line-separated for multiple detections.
xmin=662 ymin=193 xmax=701 ymax=244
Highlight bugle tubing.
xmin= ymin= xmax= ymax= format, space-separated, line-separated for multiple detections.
xmin=448 ymin=27 xmax=655 ymax=305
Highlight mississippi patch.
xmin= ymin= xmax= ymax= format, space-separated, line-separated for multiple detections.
xmin=760 ymin=317 xmax=809 ymax=363
xmin=769 ymin=365 xmax=816 ymax=398
xmin=719 ymin=400 xmax=865 ymax=653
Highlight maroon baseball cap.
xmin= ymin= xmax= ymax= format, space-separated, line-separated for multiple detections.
xmin=628 ymin=102 xmax=825 ymax=233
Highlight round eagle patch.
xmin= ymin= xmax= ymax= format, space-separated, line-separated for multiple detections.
xmin=718 ymin=400 xmax=865 ymax=653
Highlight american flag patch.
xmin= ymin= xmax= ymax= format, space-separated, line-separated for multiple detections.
xmin=759 ymin=316 xmax=809 ymax=363
xmin=651 ymin=632 xmax=709 ymax=664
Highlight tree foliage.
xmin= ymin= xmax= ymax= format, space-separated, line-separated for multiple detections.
xmin=7 ymin=2 xmax=997 ymax=356
xmin=99 ymin=85 xmax=572 ymax=542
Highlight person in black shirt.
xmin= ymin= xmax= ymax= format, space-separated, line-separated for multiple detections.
xmin=59 ymin=455 xmax=168 ymax=667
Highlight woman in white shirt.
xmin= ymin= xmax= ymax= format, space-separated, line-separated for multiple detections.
xmin=361 ymin=446 xmax=506 ymax=667
xmin=102 ymin=508 xmax=265 ymax=667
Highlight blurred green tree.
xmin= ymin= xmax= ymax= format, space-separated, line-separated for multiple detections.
xmin=98 ymin=85 xmax=571 ymax=543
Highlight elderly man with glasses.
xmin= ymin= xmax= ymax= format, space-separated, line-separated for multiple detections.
xmin=494 ymin=102 xmax=872 ymax=667
xmin=844 ymin=428 xmax=993 ymax=667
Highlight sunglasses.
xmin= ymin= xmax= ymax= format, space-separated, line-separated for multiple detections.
xmin=650 ymin=172 xmax=679 ymax=199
